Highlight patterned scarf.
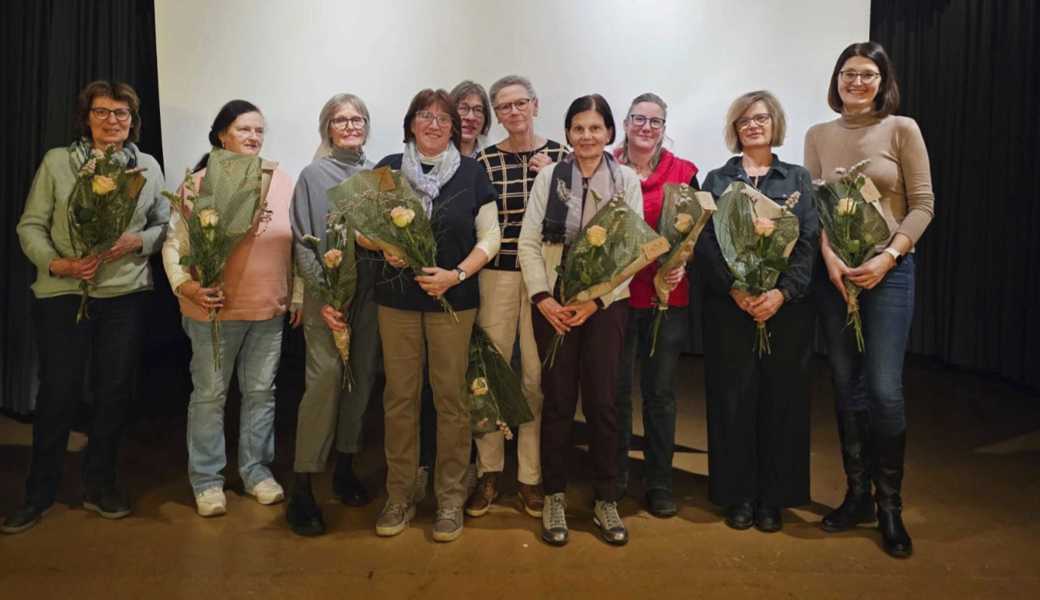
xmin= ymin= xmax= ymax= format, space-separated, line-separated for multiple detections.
xmin=401 ymin=142 xmax=461 ymax=218
xmin=68 ymin=137 xmax=138 ymax=171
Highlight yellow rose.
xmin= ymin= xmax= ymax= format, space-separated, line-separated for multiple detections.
xmin=470 ymin=377 xmax=489 ymax=396
xmin=198 ymin=208 xmax=220 ymax=228
xmin=585 ymin=225 xmax=607 ymax=247
xmin=674 ymin=213 xmax=694 ymax=234
xmin=836 ymin=197 xmax=855 ymax=216
xmin=91 ymin=175 xmax=117 ymax=195
xmin=323 ymin=249 xmax=343 ymax=269
xmin=389 ymin=206 xmax=415 ymax=228
xmin=753 ymin=217 xmax=776 ymax=237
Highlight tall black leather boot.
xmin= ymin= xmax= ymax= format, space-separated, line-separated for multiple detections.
xmin=822 ymin=411 xmax=876 ymax=532
xmin=874 ymin=431 xmax=912 ymax=558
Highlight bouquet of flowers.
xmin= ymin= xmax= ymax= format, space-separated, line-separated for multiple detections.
xmin=300 ymin=213 xmax=358 ymax=389
xmin=813 ymin=159 xmax=891 ymax=351
xmin=546 ymin=186 xmax=670 ymax=367
xmin=162 ymin=149 xmax=265 ymax=370
xmin=328 ymin=167 xmax=456 ymax=321
xmin=466 ymin=325 xmax=533 ymax=438
xmin=714 ymin=182 xmax=801 ymax=356
xmin=66 ymin=146 xmax=147 ymax=321
xmin=648 ymin=183 xmax=716 ymax=355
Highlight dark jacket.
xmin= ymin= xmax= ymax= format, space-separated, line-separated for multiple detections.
xmin=695 ymin=154 xmax=819 ymax=301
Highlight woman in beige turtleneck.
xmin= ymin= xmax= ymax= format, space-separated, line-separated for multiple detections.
xmin=805 ymin=41 xmax=934 ymax=559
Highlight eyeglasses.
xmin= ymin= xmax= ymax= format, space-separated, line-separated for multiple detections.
xmin=415 ymin=110 xmax=452 ymax=126
xmin=90 ymin=107 xmax=132 ymax=122
xmin=839 ymin=70 xmax=881 ymax=84
xmin=330 ymin=116 xmax=367 ymax=130
xmin=457 ymin=104 xmax=485 ymax=118
xmin=493 ymin=98 xmax=532 ymax=114
xmin=628 ymin=114 xmax=666 ymax=130
xmin=736 ymin=113 xmax=771 ymax=130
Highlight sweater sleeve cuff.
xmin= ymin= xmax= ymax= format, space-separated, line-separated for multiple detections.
xmin=531 ymin=291 xmax=551 ymax=305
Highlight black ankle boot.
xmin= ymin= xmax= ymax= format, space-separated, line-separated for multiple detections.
xmin=332 ymin=453 xmax=371 ymax=507
xmin=874 ymin=431 xmax=912 ymax=558
xmin=287 ymin=473 xmax=325 ymax=537
xmin=823 ymin=411 xmax=876 ymax=532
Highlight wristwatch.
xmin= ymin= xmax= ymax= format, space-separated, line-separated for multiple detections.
xmin=883 ymin=247 xmax=903 ymax=264
xmin=454 ymin=267 xmax=467 ymax=282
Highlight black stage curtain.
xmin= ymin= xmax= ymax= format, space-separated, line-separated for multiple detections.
xmin=870 ymin=0 xmax=1040 ymax=391
xmin=0 ymin=1 xmax=168 ymax=413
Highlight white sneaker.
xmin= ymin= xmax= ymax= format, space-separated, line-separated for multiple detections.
xmin=195 ymin=487 xmax=227 ymax=517
xmin=247 ymin=478 xmax=285 ymax=505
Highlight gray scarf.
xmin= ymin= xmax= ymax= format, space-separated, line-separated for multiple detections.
xmin=565 ymin=152 xmax=622 ymax=242
xmin=401 ymin=141 xmax=461 ymax=218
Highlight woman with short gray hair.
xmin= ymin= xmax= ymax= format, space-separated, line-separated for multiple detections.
xmin=464 ymin=74 xmax=567 ymax=520
xmin=286 ymin=93 xmax=376 ymax=537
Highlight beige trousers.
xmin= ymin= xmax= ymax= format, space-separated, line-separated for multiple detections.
xmin=378 ymin=305 xmax=476 ymax=507
xmin=475 ymin=269 xmax=543 ymax=485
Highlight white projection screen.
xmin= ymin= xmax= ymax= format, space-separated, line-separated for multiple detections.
xmin=156 ymin=0 xmax=870 ymax=183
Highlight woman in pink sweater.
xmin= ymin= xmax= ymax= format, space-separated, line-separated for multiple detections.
xmin=162 ymin=100 xmax=299 ymax=518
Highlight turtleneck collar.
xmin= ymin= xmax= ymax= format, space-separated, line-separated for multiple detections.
xmin=839 ymin=111 xmax=883 ymax=129
xmin=329 ymin=146 xmax=365 ymax=166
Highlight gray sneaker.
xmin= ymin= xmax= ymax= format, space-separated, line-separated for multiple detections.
xmin=541 ymin=492 xmax=568 ymax=546
xmin=375 ymin=501 xmax=415 ymax=537
xmin=432 ymin=506 xmax=463 ymax=542
xmin=412 ymin=466 xmax=430 ymax=505
xmin=593 ymin=500 xmax=628 ymax=546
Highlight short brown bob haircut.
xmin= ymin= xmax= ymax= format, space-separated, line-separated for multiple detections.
xmin=76 ymin=80 xmax=142 ymax=143
xmin=827 ymin=41 xmax=900 ymax=117
xmin=402 ymin=88 xmax=462 ymax=149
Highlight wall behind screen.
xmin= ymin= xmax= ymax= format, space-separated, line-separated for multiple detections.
xmin=156 ymin=0 xmax=869 ymax=181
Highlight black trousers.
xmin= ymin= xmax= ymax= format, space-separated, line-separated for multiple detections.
xmin=534 ymin=301 xmax=628 ymax=501
xmin=702 ymin=293 xmax=812 ymax=508
xmin=26 ymin=292 xmax=146 ymax=508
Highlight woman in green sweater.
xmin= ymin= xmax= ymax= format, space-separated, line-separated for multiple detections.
xmin=4 ymin=80 xmax=169 ymax=535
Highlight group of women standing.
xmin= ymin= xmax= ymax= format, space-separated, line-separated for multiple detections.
xmin=5 ymin=41 xmax=932 ymax=560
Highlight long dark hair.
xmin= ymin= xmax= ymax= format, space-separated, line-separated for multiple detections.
xmin=192 ymin=99 xmax=262 ymax=172
xmin=827 ymin=41 xmax=900 ymax=117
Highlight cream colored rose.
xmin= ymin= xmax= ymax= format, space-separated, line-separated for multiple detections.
xmin=80 ymin=158 xmax=97 ymax=176
xmin=323 ymin=249 xmax=343 ymax=269
xmin=753 ymin=217 xmax=776 ymax=237
xmin=198 ymin=208 xmax=220 ymax=228
xmin=91 ymin=175 xmax=117 ymax=195
xmin=390 ymin=206 xmax=415 ymax=228
xmin=836 ymin=197 xmax=855 ymax=216
xmin=585 ymin=225 xmax=607 ymax=247
xmin=674 ymin=213 xmax=694 ymax=234
xmin=470 ymin=377 xmax=489 ymax=396
xmin=92 ymin=148 xmax=106 ymax=159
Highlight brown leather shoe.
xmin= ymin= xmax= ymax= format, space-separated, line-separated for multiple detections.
xmin=518 ymin=483 xmax=544 ymax=517
xmin=464 ymin=472 xmax=499 ymax=517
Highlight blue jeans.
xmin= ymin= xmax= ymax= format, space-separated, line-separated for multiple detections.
xmin=816 ymin=255 xmax=915 ymax=435
xmin=183 ymin=315 xmax=283 ymax=494
xmin=616 ymin=306 xmax=687 ymax=493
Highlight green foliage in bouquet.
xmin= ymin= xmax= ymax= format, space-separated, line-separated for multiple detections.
xmin=162 ymin=149 xmax=265 ymax=370
xmin=300 ymin=214 xmax=358 ymax=389
xmin=466 ymin=325 xmax=534 ymax=438
xmin=649 ymin=183 xmax=716 ymax=355
xmin=813 ymin=159 xmax=891 ymax=351
xmin=328 ymin=166 xmax=455 ymax=321
xmin=66 ymin=146 xmax=147 ymax=321
xmin=547 ymin=186 xmax=670 ymax=367
xmin=714 ymin=181 xmax=801 ymax=356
